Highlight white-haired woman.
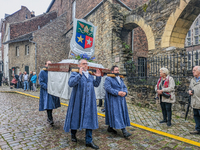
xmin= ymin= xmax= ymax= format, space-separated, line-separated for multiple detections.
xmin=155 ymin=68 xmax=176 ymax=127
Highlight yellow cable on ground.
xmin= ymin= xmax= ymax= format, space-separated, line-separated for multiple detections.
xmin=1 ymin=91 xmax=199 ymax=147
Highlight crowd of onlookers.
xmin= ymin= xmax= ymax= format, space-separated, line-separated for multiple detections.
xmin=9 ymin=71 xmax=37 ymax=91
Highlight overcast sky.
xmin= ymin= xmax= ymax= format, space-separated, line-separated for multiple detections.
xmin=0 ymin=0 xmax=52 ymax=20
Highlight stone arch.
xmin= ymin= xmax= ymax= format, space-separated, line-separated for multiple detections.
xmin=161 ymin=0 xmax=200 ymax=48
xmin=124 ymin=14 xmax=155 ymax=50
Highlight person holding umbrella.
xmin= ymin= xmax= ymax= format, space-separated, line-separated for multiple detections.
xmin=189 ymin=66 xmax=200 ymax=134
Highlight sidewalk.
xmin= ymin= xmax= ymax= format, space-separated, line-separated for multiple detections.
xmin=0 ymin=85 xmax=199 ymax=145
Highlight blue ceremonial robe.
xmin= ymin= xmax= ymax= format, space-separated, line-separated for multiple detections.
xmin=64 ymin=72 xmax=101 ymax=132
xmin=104 ymin=77 xmax=130 ymax=129
xmin=39 ymin=70 xmax=61 ymax=111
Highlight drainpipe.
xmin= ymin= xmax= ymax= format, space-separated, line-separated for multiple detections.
xmin=29 ymin=39 xmax=37 ymax=87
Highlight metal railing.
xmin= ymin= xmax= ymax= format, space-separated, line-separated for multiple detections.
xmin=124 ymin=51 xmax=200 ymax=85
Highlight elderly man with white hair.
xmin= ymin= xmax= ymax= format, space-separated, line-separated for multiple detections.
xmin=155 ymin=67 xmax=176 ymax=127
xmin=189 ymin=66 xmax=200 ymax=134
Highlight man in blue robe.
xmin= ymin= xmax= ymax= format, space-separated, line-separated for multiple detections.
xmin=64 ymin=59 xmax=101 ymax=149
xmin=39 ymin=61 xmax=61 ymax=126
xmin=104 ymin=66 xmax=132 ymax=138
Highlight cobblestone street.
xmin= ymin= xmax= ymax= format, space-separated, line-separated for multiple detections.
xmin=0 ymin=86 xmax=200 ymax=150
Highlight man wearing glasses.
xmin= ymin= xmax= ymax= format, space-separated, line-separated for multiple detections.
xmin=64 ymin=59 xmax=101 ymax=149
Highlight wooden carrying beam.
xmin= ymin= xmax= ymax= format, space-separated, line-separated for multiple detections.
xmin=48 ymin=63 xmax=125 ymax=78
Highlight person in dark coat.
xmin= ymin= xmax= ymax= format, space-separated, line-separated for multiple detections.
xmin=64 ymin=59 xmax=101 ymax=149
xmin=104 ymin=66 xmax=131 ymax=138
xmin=29 ymin=71 xmax=33 ymax=91
xmin=15 ymin=74 xmax=19 ymax=88
xmin=39 ymin=61 xmax=61 ymax=126
xmin=0 ymin=73 xmax=3 ymax=86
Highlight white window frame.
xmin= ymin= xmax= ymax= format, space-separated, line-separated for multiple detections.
xmin=196 ymin=19 xmax=199 ymax=26
xmin=72 ymin=0 xmax=76 ymax=22
xmin=16 ymin=46 xmax=19 ymax=56
xmin=187 ymin=38 xmax=191 ymax=46
xmin=25 ymin=45 xmax=29 ymax=55
xmin=195 ymin=36 xmax=199 ymax=45
xmin=195 ymin=28 xmax=198 ymax=36
xmin=188 ymin=50 xmax=200 ymax=70
xmin=188 ymin=30 xmax=191 ymax=37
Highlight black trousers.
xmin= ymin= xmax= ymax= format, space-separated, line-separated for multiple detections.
xmin=29 ymin=82 xmax=33 ymax=90
xmin=160 ymin=101 xmax=172 ymax=122
xmin=46 ymin=109 xmax=53 ymax=121
xmin=193 ymin=109 xmax=200 ymax=132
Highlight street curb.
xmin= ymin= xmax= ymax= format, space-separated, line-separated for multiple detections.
xmin=1 ymin=90 xmax=200 ymax=147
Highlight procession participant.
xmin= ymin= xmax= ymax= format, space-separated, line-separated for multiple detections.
xmin=189 ymin=66 xmax=200 ymax=134
xmin=39 ymin=61 xmax=61 ymax=126
xmin=104 ymin=65 xmax=132 ymax=138
xmin=64 ymin=59 xmax=101 ymax=149
xmin=155 ymin=68 xmax=175 ymax=127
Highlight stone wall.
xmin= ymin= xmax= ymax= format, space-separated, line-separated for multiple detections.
xmin=67 ymin=1 xmax=124 ymax=69
xmin=125 ymin=77 xmax=194 ymax=120
xmin=33 ymin=12 xmax=68 ymax=75
xmin=10 ymin=11 xmax=57 ymax=40
xmin=8 ymin=41 xmax=35 ymax=73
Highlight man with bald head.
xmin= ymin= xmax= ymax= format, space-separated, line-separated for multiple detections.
xmin=64 ymin=59 xmax=101 ymax=149
xmin=39 ymin=61 xmax=61 ymax=126
xmin=189 ymin=66 xmax=200 ymax=134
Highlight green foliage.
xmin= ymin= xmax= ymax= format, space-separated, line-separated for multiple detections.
xmin=175 ymin=80 xmax=181 ymax=86
xmin=138 ymin=102 xmax=142 ymax=107
xmin=123 ymin=42 xmax=130 ymax=50
xmin=140 ymin=79 xmax=146 ymax=82
xmin=143 ymin=3 xmax=148 ymax=12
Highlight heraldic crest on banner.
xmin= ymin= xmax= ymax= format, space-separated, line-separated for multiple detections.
xmin=70 ymin=18 xmax=97 ymax=57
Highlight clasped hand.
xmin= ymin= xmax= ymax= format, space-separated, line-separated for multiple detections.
xmin=157 ymin=90 xmax=163 ymax=95
xmin=118 ymin=91 xmax=126 ymax=97
xmin=79 ymin=68 xmax=101 ymax=77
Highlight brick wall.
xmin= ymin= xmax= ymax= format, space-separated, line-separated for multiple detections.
xmin=5 ymin=6 xmax=32 ymax=23
xmin=33 ymin=12 xmax=68 ymax=75
xmin=133 ymin=27 xmax=148 ymax=61
xmin=10 ymin=11 xmax=57 ymax=40
xmin=121 ymin=0 xmax=149 ymax=61
xmin=48 ymin=0 xmax=102 ymax=32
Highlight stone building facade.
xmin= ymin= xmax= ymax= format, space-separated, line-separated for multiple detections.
xmin=4 ymin=11 xmax=58 ymax=78
xmin=185 ymin=14 xmax=200 ymax=50
xmin=33 ymin=12 xmax=68 ymax=75
xmin=46 ymin=0 xmax=149 ymax=68
xmin=0 ymin=6 xmax=32 ymax=79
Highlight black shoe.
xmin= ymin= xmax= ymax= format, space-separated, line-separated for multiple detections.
xmin=101 ymin=108 xmax=105 ymax=112
xmin=167 ymin=121 xmax=171 ymax=127
xmin=97 ymin=99 xmax=102 ymax=107
xmin=159 ymin=120 xmax=167 ymax=123
xmin=190 ymin=130 xmax=200 ymax=134
xmin=47 ymin=118 xmax=54 ymax=125
xmin=71 ymin=134 xmax=77 ymax=142
xmin=86 ymin=141 xmax=99 ymax=149
xmin=122 ymin=129 xmax=132 ymax=138
xmin=107 ymin=126 xmax=117 ymax=134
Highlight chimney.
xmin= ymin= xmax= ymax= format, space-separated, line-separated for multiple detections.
xmin=31 ymin=11 xmax=35 ymax=17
